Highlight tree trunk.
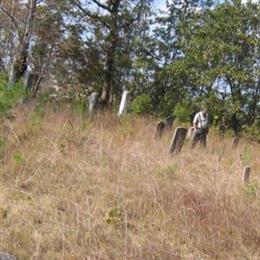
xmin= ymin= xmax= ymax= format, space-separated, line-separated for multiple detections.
xmin=100 ymin=0 xmax=120 ymax=107
xmin=8 ymin=0 xmax=36 ymax=87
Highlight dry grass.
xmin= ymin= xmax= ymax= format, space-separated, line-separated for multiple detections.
xmin=0 ymin=103 xmax=259 ymax=259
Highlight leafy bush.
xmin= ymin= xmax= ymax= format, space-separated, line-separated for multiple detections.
xmin=244 ymin=181 xmax=258 ymax=200
xmin=243 ymin=119 xmax=260 ymax=143
xmin=174 ymin=101 xmax=192 ymax=123
xmin=130 ymin=94 xmax=153 ymax=114
xmin=0 ymin=73 xmax=25 ymax=117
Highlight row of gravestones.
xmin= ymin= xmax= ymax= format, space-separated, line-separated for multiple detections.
xmin=154 ymin=122 xmax=251 ymax=182
xmin=88 ymin=90 xmax=242 ymax=157
xmin=88 ymin=90 xmax=131 ymax=117
xmin=69 ymin=91 xmax=252 ymax=183
xmin=154 ymin=120 xmax=241 ymax=152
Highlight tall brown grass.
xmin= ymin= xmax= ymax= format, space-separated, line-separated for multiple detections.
xmin=0 ymin=104 xmax=259 ymax=259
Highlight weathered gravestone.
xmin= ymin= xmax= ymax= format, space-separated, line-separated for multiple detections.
xmin=242 ymin=166 xmax=251 ymax=182
xmin=88 ymin=92 xmax=99 ymax=117
xmin=218 ymin=124 xmax=226 ymax=135
xmin=118 ymin=90 xmax=130 ymax=117
xmin=0 ymin=252 xmax=16 ymax=260
xmin=24 ymin=72 xmax=40 ymax=93
xmin=154 ymin=121 xmax=165 ymax=140
xmin=187 ymin=126 xmax=195 ymax=140
xmin=165 ymin=115 xmax=174 ymax=130
xmin=231 ymin=137 xmax=239 ymax=150
xmin=169 ymin=127 xmax=187 ymax=155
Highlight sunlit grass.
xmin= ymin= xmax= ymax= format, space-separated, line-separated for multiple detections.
xmin=0 ymin=103 xmax=259 ymax=259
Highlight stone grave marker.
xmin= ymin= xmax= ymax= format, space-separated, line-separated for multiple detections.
xmin=187 ymin=126 xmax=195 ymax=140
xmin=218 ymin=124 xmax=226 ymax=135
xmin=24 ymin=72 xmax=40 ymax=93
xmin=169 ymin=127 xmax=187 ymax=155
xmin=154 ymin=121 xmax=165 ymax=140
xmin=24 ymin=72 xmax=34 ymax=92
xmin=118 ymin=90 xmax=130 ymax=117
xmin=88 ymin=92 xmax=99 ymax=117
xmin=0 ymin=252 xmax=16 ymax=260
xmin=242 ymin=166 xmax=251 ymax=182
xmin=165 ymin=115 xmax=174 ymax=130
xmin=231 ymin=137 xmax=239 ymax=149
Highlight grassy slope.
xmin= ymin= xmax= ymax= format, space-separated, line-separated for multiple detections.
xmin=0 ymin=104 xmax=259 ymax=259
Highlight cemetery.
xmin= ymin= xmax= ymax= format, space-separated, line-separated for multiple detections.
xmin=0 ymin=96 xmax=259 ymax=259
xmin=0 ymin=0 xmax=259 ymax=258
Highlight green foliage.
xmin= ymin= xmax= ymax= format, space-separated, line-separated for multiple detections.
xmin=0 ymin=137 xmax=6 ymax=152
xmin=195 ymin=92 xmax=224 ymax=118
xmin=243 ymin=122 xmax=260 ymax=143
xmin=130 ymin=94 xmax=153 ymax=115
xmin=13 ymin=151 xmax=25 ymax=164
xmin=174 ymin=101 xmax=192 ymax=123
xmin=106 ymin=207 xmax=123 ymax=225
xmin=244 ymin=181 xmax=258 ymax=200
xmin=0 ymin=74 xmax=25 ymax=117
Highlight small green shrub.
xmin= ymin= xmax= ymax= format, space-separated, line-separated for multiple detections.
xmin=13 ymin=151 xmax=25 ymax=164
xmin=174 ymin=102 xmax=192 ymax=123
xmin=0 ymin=73 xmax=25 ymax=117
xmin=106 ymin=207 xmax=123 ymax=225
xmin=130 ymin=94 xmax=153 ymax=114
xmin=244 ymin=181 xmax=258 ymax=200
xmin=0 ymin=137 xmax=6 ymax=152
xmin=243 ymin=120 xmax=260 ymax=143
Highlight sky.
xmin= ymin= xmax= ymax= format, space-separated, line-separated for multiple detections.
xmin=152 ymin=0 xmax=259 ymax=11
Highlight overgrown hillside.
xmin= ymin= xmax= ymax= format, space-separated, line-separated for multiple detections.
xmin=0 ymin=104 xmax=259 ymax=259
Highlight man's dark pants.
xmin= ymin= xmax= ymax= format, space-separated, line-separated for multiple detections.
xmin=191 ymin=128 xmax=208 ymax=148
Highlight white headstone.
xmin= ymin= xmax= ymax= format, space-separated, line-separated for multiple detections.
xmin=88 ymin=92 xmax=99 ymax=117
xmin=118 ymin=90 xmax=130 ymax=117
xmin=187 ymin=126 xmax=195 ymax=140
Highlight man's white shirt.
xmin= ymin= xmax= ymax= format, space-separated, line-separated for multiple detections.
xmin=193 ymin=111 xmax=209 ymax=129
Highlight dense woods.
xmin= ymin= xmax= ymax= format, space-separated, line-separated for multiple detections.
xmin=0 ymin=0 xmax=259 ymax=135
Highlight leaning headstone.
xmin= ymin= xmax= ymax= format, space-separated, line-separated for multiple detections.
xmin=231 ymin=137 xmax=239 ymax=149
xmin=187 ymin=126 xmax=195 ymax=140
xmin=165 ymin=115 xmax=174 ymax=130
xmin=169 ymin=127 xmax=187 ymax=155
xmin=24 ymin=72 xmax=34 ymax=92
xmin=118 ymin=90 xmax=130 ymax=117
xmin=242 ymin=166 xmax=251 ymax=182
xmin=24 ymin=72 xmax=40 ymax=92
xmin=88 ymin=92 xmax=99 ymax=117
xmin=154 ymin=121 xmax=165 ymax=140
xmin=218 ymin=124 xmax=226 ymax=135
xmin=0 ymin=252 xmax=16 ymax=260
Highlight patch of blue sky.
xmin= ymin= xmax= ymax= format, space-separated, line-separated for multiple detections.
xmin=152 ymin=0 xmax=259 ymax=12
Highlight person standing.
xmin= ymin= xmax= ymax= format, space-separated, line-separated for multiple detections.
xmin=192 ymin=108 xmax=210 ymax=148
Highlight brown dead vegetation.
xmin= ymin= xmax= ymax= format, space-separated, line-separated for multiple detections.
xmin=0 ymin=104 xmax=259 ymax=259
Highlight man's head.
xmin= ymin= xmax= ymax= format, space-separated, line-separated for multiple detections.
xmin=201 ymin=107 xmax=208 ymax=116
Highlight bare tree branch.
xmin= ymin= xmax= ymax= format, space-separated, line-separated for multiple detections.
xmin=72 ymin=1 xmax=111 ymax=30
xmin=0 ymin=4 xmax=20 ymax=38
xmin=92 ymin=0 xmax=112 ymax=12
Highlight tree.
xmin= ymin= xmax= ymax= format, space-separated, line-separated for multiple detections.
xmin=0 ymin=0 xmax=40 ymax=86
xmin=164 ymin=1 xmax=259 ymax=122
xmin=69 ymin=0 xmax=152 ymax=106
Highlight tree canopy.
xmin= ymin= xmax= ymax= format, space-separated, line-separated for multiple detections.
xmin=0 ymin=0 xmax=259 ymax=125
